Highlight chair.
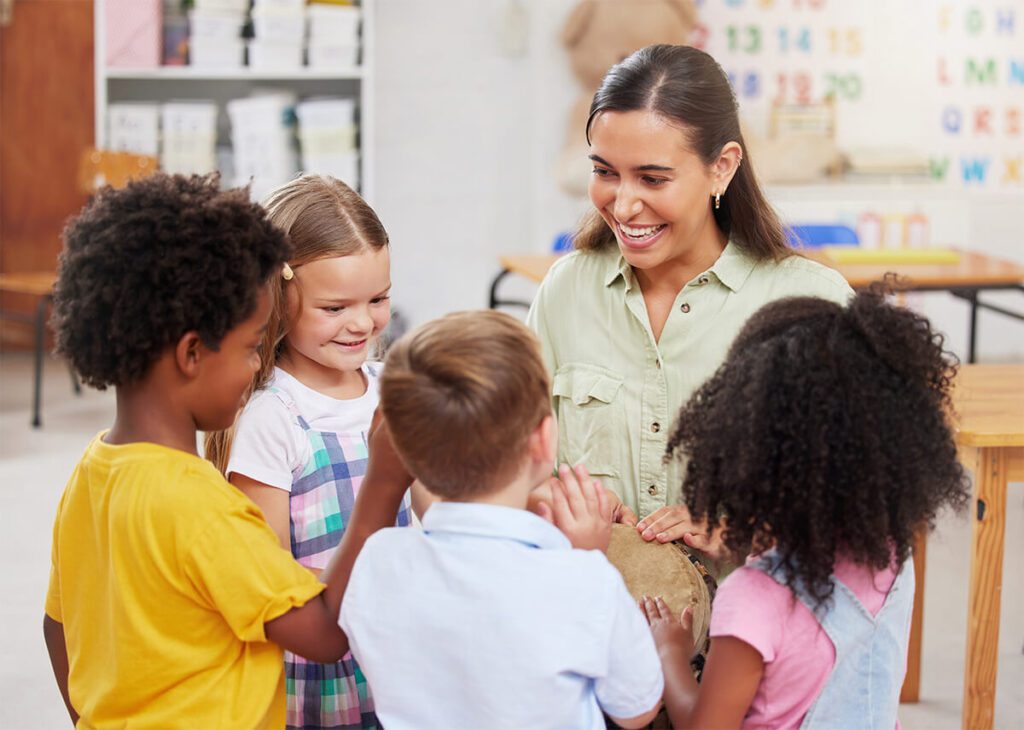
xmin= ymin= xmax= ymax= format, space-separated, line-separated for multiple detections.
xmin=489 ymin=231 xmax=573 ymax=310
xmin=785 ymin=224 xmax=859 ymax=249
xmin=0 ymin=149 xmax=157 ymax=427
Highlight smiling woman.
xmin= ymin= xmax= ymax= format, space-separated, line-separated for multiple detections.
xmin=526 ymin=45 xmax=853 ymax=548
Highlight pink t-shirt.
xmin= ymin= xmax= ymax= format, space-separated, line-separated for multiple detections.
xmin=710 ymin=557 xmax=899 ymax=730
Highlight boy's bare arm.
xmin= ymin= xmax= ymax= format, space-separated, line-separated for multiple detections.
xmin=42 ymin=615 xmax=79 ymax=726
xmin=266 ymin=410 xmax=413 ymax=662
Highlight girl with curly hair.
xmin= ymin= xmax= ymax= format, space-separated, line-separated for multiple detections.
xmin=205 ymin=174 xmax=421 ymax=730
xmin=641 ymin=288 xmax=971 ymax=729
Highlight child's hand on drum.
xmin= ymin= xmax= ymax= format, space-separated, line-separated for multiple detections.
xmin=641 ymin=596 xmax=695 ymax=660
xmin=603 ymin=488 xmax=638 ymax=526
xmin=535 ymin=464 xmax=613 ymax=551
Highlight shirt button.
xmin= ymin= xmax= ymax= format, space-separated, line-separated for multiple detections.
xmin=680 ymin=302 xmax=691 ymax=313
xmin=698 ymin=275 xmax=710 ymax=285
xmin=648 ymin=485 xmax=657 ymax=496
xmin=651 ymin=422 xmax=660 ymax=433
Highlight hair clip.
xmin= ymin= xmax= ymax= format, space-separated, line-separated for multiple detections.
xmin=282 ymin=263 xmax=294 ymax=281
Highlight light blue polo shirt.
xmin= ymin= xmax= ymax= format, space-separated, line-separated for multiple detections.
xmin=340 ymin=502 xmax=664 ymax=729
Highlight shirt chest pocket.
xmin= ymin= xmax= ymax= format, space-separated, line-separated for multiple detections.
xmin=552 ymin=363 xmax=625 ymax=479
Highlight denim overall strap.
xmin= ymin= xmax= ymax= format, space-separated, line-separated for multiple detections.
xmin=267 ymin=386 xmax=411 ymax=730
xmin=753 ymin=551 xmax=914 ymax=730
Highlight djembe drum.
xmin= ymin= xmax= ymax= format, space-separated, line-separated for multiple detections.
xmin=605 ymin=524 xmax=716 ymax=669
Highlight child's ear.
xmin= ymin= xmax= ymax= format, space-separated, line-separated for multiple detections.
xmin=174 ymin=331 xmax=204 ymax=378
xmin=527 ymin=414 xmax=558 ymax=466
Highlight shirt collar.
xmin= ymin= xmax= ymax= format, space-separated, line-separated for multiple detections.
xmin=707 ymin=240 xmax=758 ymax=292
xmin=601 ymin=239 xmax=757 ymax=293
xmin=421 ymin=502 xmax=571 ymax=551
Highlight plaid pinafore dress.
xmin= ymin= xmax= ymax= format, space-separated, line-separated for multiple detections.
xmin=269 ymin=385 xmax=412 ymax=730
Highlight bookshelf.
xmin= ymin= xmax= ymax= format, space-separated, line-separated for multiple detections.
xmin=93 ymin=0 xmax=376 ymax=202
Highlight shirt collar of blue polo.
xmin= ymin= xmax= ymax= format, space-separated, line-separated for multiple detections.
xmin=421 ymin=501 xmax=571 ymax=551
xmin=601 ymin=238 xmax=758 ymax=293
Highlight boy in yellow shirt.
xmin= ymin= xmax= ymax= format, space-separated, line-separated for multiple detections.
xmin=43 ymin=174 xmax=410 ymax=728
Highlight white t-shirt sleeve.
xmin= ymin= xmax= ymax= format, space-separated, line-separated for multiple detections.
xmin=227 ymin=391 xmax=306 ymax=491
xmin=595 ymin=568 xmax=665 ymax=720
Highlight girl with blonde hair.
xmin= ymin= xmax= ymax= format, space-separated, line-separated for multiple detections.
xmin=207 ymin=174 xmax=410 ymax=730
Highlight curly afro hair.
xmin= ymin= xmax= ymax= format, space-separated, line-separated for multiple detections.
xmin=665 ymin=286 xmax=971 ymax=610
xmin=52 ymin=173 xmax=291 ymax=389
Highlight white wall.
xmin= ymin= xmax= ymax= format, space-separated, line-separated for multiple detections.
xmin=373 ymin=0 xmax=584 ymax=326
xmin=373 ymin=0 xmax=1023 ymax=362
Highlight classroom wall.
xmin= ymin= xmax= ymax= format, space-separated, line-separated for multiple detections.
xmin=373 ymin=0 xmax=1022 ymax=362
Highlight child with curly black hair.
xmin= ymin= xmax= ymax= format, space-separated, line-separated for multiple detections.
xmin=42 ymin=173 xmax=411 ymax=729
xmin=640 ymin=288 xmax=971 ymax=729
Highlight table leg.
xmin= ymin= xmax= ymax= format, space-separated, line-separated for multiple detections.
xmin=962 ymin=446 xmax=1008 ymax=730
xmin=31 ymin=295 xmax=48 ymax=428
xmin=967 ymin=291 xmax=979 ymax=364
xmin=900 ymin=530 xmax=927 ymax=703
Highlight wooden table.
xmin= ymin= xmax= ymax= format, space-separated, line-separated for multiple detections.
xmin=0 ymin=271 xmax=79 ymax=427
xmin=947 ymin=364 xmax=1024 ymax=729
xmin=491 ymin=250 xmax=1024 ymax=363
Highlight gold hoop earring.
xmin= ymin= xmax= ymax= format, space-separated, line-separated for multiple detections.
xmin=714 ymin=193 xmax=721 ymax=210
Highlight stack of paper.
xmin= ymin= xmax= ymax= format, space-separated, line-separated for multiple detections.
xmin=227 ymin=92 xmax=298 ymax=200
xmin=296 ymin=97 xmax=358 ymax=185
xmin=307 ymin=3 xmax=361 ymax=69
xmin=161 ymin=102 xmax=219 ymax=175
xmin=108 ymin=103 xmax=160 ymax=156
xmin=189 ymin=0 xmax=248 ymax=69
xmin=249 ymin=0 xmax=306 ymax=71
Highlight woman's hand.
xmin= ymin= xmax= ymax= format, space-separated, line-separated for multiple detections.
xmin=636 ymin=504 xmax=703 ymax=543
xmin=641 ymin=596 xmax=695 ymax=661
xmin=534 ymin=464 xmax=613 ymax=552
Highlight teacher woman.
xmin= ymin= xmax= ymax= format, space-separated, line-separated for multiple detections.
xmin=526 ymin=44 xmax=852 ymax=546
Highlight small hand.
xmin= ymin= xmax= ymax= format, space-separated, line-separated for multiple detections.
xmin=364 ymin=408 xmax=415 ymax=499
xmin=636 ymin=504 xmax=702 ymax=544
xmin=641 ymin=595 xmax=695 ymax=660
xmin=603 ymin=487 xmax=638 ymax=526
xmin=536 ymin=464 xmax=612 ymax=551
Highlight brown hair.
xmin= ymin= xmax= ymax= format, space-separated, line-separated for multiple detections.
xmin=379 ymin=311 xmax=552 ymax=500
xmin=205 ymin=174 xmax=389 ymax=473
xmin=575 ymin=44 xmax=791 ymax=261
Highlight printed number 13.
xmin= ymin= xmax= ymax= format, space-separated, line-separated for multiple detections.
xmin=726 ymin=25 xmax=763 ymax=53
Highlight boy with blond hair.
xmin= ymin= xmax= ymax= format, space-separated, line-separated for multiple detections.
xmin=340 ymin=310 xmax=663 ymax=729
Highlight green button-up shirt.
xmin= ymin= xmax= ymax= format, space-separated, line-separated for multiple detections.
xmin=526 ymin=241 xmax=853 ymax=518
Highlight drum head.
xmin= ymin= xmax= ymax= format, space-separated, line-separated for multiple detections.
xmin=606 ymin=524 xmax=713 ymax=648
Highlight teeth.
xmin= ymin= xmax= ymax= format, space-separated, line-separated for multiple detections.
xmin=620 ymin=223 xmax=663 ymax=237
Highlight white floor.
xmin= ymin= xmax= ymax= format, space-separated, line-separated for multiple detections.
xmin=2 ymin=352 xmax=1022 ymax=729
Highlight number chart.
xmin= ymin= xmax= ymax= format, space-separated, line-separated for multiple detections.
xmin=690 ymin=0 xmax=1023 ymax=191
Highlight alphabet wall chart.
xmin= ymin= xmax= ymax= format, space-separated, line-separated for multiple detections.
xmin=691 ymin=0 xmax=1023 ymax=191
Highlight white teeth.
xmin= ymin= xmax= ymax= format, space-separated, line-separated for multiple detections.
xmin=619 ymin=223 xmax=663 ymax=238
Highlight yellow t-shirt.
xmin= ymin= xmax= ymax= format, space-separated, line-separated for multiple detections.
xmin=44 ymin=433 xmax=325 ymax=729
